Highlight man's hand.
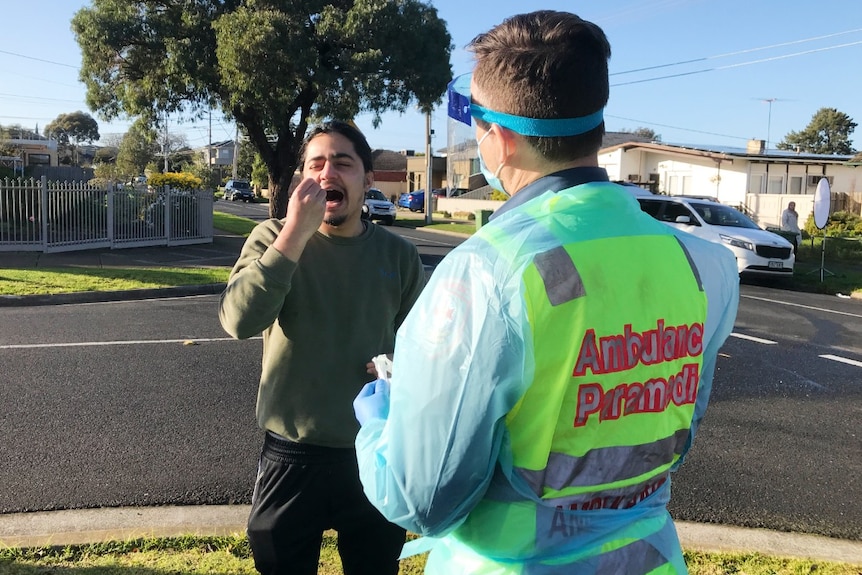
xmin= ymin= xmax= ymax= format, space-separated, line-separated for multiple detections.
xmin=353 ymin=379 xmax=390 ymax=425
xmin=272 ymin=178 xmax=326 ymax=261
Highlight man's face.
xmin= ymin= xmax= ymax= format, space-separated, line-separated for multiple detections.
xmin=301 ymin=132 xmax=372 ymax=236
xmin=788 ymin=202 xmax=796 ymax=211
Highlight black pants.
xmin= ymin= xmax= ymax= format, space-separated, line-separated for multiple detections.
xmin=247 ymin=431 xmax=406 ymax=575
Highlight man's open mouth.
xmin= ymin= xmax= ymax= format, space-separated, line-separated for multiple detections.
xmin=325 ymin=190 xmax=344 ymax=202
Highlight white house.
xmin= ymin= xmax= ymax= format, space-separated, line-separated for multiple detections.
xmin=599 ymin=139 xmax=860 ymax=229
xmin=0 ymin=128 xmax=59 ymax=171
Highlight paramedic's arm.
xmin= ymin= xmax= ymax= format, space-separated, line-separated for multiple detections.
xmin=356 ymin=250 xmax=526 ymax=537
xmin=673 ymin=238 xmax=740 ymax=468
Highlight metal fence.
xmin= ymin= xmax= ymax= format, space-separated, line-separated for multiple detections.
xmin=0 ymin=176 xmax=213 ymax=253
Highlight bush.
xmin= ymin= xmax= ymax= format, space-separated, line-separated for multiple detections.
xmin=804 ymin=210 xmax=862 ymax=238
xmin=148 ymin=172 xmax=204 ymax=191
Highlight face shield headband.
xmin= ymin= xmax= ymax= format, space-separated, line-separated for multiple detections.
xmin=447 ymin=73 xmax=604 ymax=137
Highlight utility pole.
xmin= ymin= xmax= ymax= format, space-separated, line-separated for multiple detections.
xmin=232 ymin=124 xmax=239 ymax=180
xmin=163 ymin=112 xmax=169 ymax=172
xmin=208 ymin=109 xmax=213 ymax=179
xmin=424 ymin=110 xmax=433 ymax=224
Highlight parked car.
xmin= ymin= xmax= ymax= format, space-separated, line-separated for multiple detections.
xmin=634 ymin=194 xmax=795 ymax=276
xmin=223 ymin=179 xmax=255 ymax=202
xmin=398 ymin=190 xmax=425 ymax=212
xmin=362 ymin=188 xmax=396 ymax=225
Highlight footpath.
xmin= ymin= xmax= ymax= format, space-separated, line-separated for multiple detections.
xmin=1 ymin=228 xmax=861 ymax=565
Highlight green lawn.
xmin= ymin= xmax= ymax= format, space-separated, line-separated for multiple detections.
xmin=1 ymin=534 xmax=859 ymax=574
xmin=1 ymin=212 xmax=860 ymax=298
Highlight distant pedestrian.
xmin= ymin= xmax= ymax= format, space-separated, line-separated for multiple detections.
xmin=781 ymin=201 xmax=802 ymax=255
xmin=219 ymin=120 xmax=425 ymax=575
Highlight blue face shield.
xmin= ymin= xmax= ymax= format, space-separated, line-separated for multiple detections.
xmin=446 ymin=73 xmax=604 ymax=135
xmin=445 ymin=73 xmax=605 ymax=196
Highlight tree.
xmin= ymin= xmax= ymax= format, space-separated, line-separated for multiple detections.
xmin=620 ymin=127 xmax=659 ymax=141
xmin=94 ymin=146 xmax=119 ymax=164
xmin=236 ymin=138 xmax=257 ymax=180
xmin=116 ymin=119 xmax=159 ymax=179
xmin=0 ymin=124 xmax=22 ymax=158
xmin=777 ymin=108 xmax=857 ymax=155
xmin=73 ymin=0 xmax=453 ymax=218
xmin=44 ymin=111 xmax=101 ymax=166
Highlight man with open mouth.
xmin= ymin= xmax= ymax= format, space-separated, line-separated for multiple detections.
xmin=219 ymin=120 xmax=426 ymax=575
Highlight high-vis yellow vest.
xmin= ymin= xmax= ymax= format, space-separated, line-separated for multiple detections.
xmin=436 ymin=184 xmax=708 ymax=574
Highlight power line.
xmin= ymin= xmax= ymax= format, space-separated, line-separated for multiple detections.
xmin=0 ymin=49 xmax=78 ymax=69
xmin=611 ymin=27 xmax=862 ymax=76
xmin=0 ymin=92 xmax=84 ymax=105
xmin=606 ymin=114 xmax=749 ymax=142
xmin=612 ymin=39 xmax=862 ymax=87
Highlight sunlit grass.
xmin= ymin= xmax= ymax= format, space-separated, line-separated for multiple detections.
xmin=2 ymin=211 xmax=859 ymax=298
xmin=213 ymin=211 xmax=258 ymax=236
xmin=0 ymin=534 xmax=859 ymax=574
xmin=0 ymin=267 xmax=230 ymax=296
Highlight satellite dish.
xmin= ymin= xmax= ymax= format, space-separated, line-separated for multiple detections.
xmin=813 ymin=178 xmax=831 ymax=229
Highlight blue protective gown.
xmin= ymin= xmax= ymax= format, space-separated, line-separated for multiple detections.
xmin=356 ymin=171 xmax=740 ymax=573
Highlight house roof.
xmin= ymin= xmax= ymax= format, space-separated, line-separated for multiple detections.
xmin=600 ymin=131 xmax=653 ymax=148
xmin=601 ymin=140 xmax=856 ymax=165
xmin=372 ymin=149 xmax=407 ymax=171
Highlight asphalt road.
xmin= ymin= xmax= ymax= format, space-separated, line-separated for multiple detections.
xmin=1 ymin=212 xmax=860 ymax=541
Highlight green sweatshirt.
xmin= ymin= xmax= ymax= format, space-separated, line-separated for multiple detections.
xmin=219 ymin=218 xmax=426 ymax=448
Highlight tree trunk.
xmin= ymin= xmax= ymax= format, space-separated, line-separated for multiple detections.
xmin=268 ymin=164 xmax=297 ymax=219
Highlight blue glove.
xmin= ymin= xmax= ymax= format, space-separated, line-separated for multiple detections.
xmin=353 ymin=378 xmax=390 ymax=425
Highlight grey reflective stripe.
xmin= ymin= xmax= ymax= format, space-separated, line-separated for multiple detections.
xmin=523 ymin=539 xmax=669 ymax=575
xmin=533 ymin=246 xmax=586 ymax=306
xmin=596 ymin=538 xmax=669 ymax=574
xmin=675 ymin=236 xmax=704 ymax=292
xmin=530 ymin=474 xmax=668 ymax=511
xmin=518 ymin=428 xmax=689 ymax=495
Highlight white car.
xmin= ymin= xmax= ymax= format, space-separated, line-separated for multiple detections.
xmin=635 ymin=194 xmax=795 ymax=276
xmin=362 ymin=188 xmax=396 ymax=226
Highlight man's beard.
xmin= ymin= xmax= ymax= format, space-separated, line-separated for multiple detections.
xmin=323 ymin=214 xmax=348 ymax=227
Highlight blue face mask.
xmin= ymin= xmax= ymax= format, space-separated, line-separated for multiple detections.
xmin=477 ymin=129 xmax=508 ymax=197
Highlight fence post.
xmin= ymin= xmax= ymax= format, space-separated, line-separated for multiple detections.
xmin=107 ymin=181 xmax=115 ymax=245
xmin=165 ymin=185 xmax=172 ymax=245
xmin=40 ymin=175 xmax=48 ymax=250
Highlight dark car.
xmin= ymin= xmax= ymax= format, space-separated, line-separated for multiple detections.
xmin=224 ymin=179 xmax=255 ymax=202
xmin=398 ymin=190 xmax=425 ymax=212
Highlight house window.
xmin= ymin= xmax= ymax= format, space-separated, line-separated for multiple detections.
xmin=748 ymin=174 xmax=763 ymax=194
xmin=27 ymin=153 xmax=50 ymax=166
xmin=789 ymin=176 xmax=803 ymax=194
xmin=767 ymin=175 xmax=784 ymax=194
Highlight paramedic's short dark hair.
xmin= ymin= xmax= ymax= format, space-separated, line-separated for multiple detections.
xmin=468 ymin=11 xmax=611 ymax=161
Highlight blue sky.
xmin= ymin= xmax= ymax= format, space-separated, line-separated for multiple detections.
xmin=2 ymin=1 xmax=860 ymax=154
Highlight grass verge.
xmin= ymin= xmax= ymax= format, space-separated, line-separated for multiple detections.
xmin=2 ymin=212 xmax=860 ymax=298
xmin=212 ymin=211 xmax=257 ymax=237
xmin=0 ymin=267 xmax=230 ymax=297
xmin=1 ymin=534 xmax=859 ymax=574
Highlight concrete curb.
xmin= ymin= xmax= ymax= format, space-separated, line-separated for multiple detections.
xmin=0 ymin=283 xmax=227 ymax=308
xmin=0 ymin=506 xmax=860 ymax=564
